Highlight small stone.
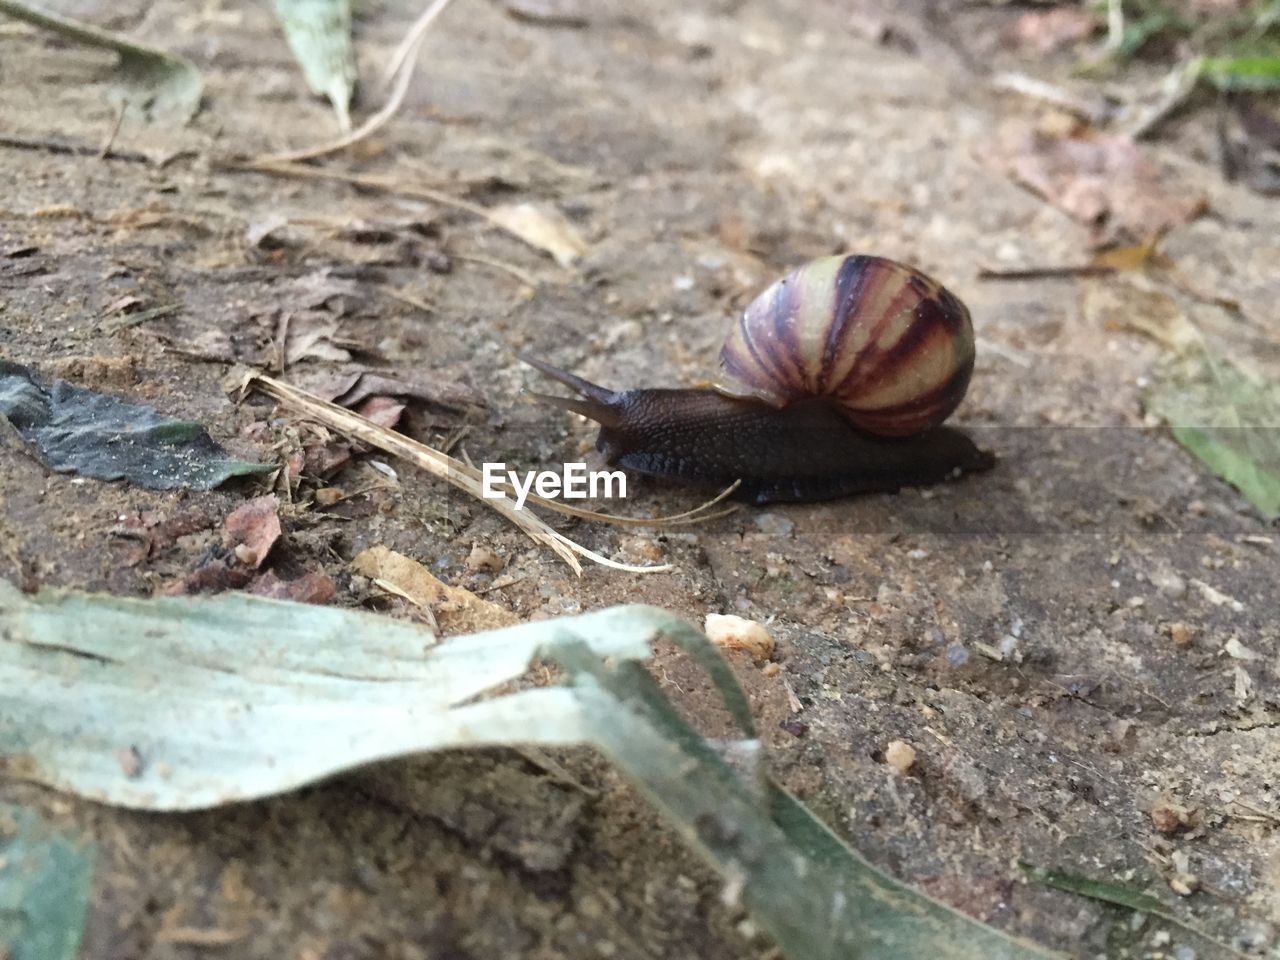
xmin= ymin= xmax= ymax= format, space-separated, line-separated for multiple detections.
xmin=946 ymin=644 xmax=969 ymax=667
xmin=233 ymin=543 xmax=258 ymax=566
xmin=884 ymin=739 xmax=916 ymax=774
xmin=704 ymin=613 xmax=774 ymax=660
xmin=313 ymin=487 xmax=345 ymax=507
xmin=1166 ymin=622 xmax=1195 ymax=648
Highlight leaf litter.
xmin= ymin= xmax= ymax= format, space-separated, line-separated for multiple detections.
xmin=1004 ymin=130 xmax=1206 ymax=245
xmin=0 ymin=0 xmax=203 ymax=125
xmin=0 ymin=360 xmax=271 ymax=490
xmin=0 ymin=582 xmax=1061 ymax=960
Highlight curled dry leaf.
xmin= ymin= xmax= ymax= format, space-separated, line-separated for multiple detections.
xmin=1007 ymin=132 xmax=1206 ymax=245
xmin=487 ymin=202 xmax=589 ymax=267
xmin=248 ymin=569 xmax=336 ymax=604
xmin=352 ymin=545 xmax=517 ymax=634
xmin=308 ymin=369 xmax=485 ymax=411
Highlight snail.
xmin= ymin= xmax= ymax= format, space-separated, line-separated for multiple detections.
xmin=524 ymin=254 xmax=994 ymax=504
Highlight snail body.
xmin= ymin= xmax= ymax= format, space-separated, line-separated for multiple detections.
xmin=526 ymin=254 xmax=993 ymax=505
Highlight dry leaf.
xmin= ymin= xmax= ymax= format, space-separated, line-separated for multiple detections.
xmin=487 ymin=202 xmax=588 ymax=267
xmin=222 ymin=495 xmax=281 ymax=569
xmin=1008 ymin=132 xmax=1205 ymax=245
xmin=307 ymin=370 xmax=484 ymax=411
xmin=351 ymin=545 xmax=517 ymax=634
xmin=355 ymin=395 xmax=407 ymax=429
xmin=1014 ymin=9 xmax=1095 ymax=54
xmin=248 ymin=569 xmax=336 ymax=604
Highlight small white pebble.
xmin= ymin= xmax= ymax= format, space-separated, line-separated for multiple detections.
xmin=704 ymin=613 xmax=774 ymax=660
xmin=884 ymin=740 xmax=916 ymax=774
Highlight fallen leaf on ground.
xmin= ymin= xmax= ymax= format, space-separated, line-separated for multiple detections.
xmin=0 ymin=0 xmax=203 ymax=124
xmin=309 ymin=370 xmax=485 ymax=411
xmin=1006 ymin=131 xmax=1205 ymax=245
xmin=0 ymin=584 xmax=1060 ymax=959
xmin=355 ymin=395 xmax=407 ymax=429
xmin=165 ymin=496 xmax=283 ymax=594
xmin=1014 ymin=9 xmax=1095 ymax=54
xmin=285 ymin=316 xmax=360 ymax=364
xmin=249 ymin=569 xmax=336 ymax=604
xmin=222 ymin=495 xmax=281 ymax=569
xmin=110 ymin=507 xmax=220 ymax=566
xmin=487 ymin=202 xmax=588 ymax=267
xmin=0 ymin=361 xmax=271 ymax=490
xmin=352 ymin=545 xmax=517 ymax=634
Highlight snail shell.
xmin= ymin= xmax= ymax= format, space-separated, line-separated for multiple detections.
xmin=523 ymin=254 xmax=991 ymax=504
xmin=719 ymin=254 xmax=975 ymax=437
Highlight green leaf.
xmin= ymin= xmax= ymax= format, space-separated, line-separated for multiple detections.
xmin=0 ymin=804 xmax=97 ymax=960
xmin=1146 ymin=354 xmax=1280 ymax=518
xmin=0 ymin=582 xmax=1060 ymax=959
xmin=273 ymin=0 xmax=357 ymax=131
xmin=0 ymin=361 xmax=272 ymax=490
xmin=1019 ymin=862 xmax=1166 ymax=914
xmin=1020 ymin=863 xmax=1251 ymax=960
xmin=1199 ymin=54 xmax=1280 ymax=90
xmin=0 ymin=0 xmax=202 ymax=124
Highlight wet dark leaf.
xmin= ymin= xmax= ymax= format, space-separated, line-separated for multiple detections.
xmin=0 ymin=361 xmax=271 ymax=490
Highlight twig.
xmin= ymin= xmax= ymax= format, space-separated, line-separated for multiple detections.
xmin=253 ymin=0 xmax=459 ymax=164
xmin=454 ymin=253 xmax=541 ymax=288
xmin=380 ymin=287 xmax=435 ymax=314
xmin=0 ymin=132 xmax=150 ymax=164
xmin=381 ymin=0 xmax=458 ymax=89
xmin=990 ymin=73 xmax=1110 ymax=124
xmin=977 ymin=265 xmax=1116 ymax=281
xmin=98 ymin=102 xmax=126 ymax=159
xmin=243 ymin=372 xmax=674 ymax=575
xmin=229 ymin=158 xmax=563 ymax=260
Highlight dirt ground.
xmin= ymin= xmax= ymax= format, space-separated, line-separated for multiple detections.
xmin=2 ymin=0 xmax=1279 ymax=957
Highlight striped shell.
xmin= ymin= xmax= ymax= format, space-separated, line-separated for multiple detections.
xmin=718 ymin=255 xmax=975 ymax=437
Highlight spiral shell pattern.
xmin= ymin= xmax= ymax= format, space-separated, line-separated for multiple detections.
xmin=718 ymin=255 xmax=975 ymax=437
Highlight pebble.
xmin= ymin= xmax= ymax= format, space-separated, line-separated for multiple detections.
xmin=884 ymin=740 xmax=917 ymax=774
xmin=704 ymin=613 xmax=775 ymax=660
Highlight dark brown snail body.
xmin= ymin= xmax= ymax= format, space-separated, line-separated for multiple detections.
xmin=526 ymin=254 xmax=994 ymax=505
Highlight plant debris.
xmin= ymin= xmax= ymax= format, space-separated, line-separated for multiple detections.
xmin=0 ymin=361 xmax=271 ymax=490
